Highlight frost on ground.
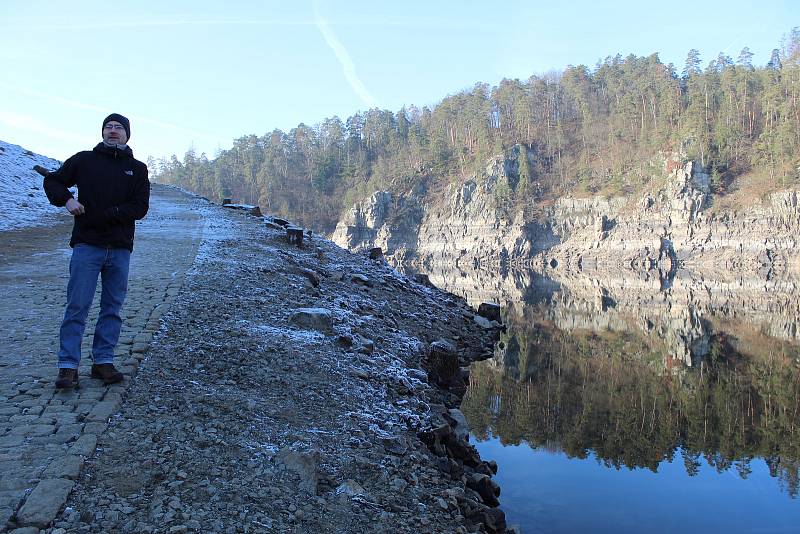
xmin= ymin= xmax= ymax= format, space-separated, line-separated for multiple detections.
xmin=0 ymin=139 xmax=68 ymax=232
xmin=54 ymin=198 xmax=507 ymax=533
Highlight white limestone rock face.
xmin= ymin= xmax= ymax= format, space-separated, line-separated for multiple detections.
xmin=331 ymin=146 xmax=551 ymax=266
xmin=331 ymin=148 xmax=800 ymax=277
xmin=330 ymin=190 xmax=393 ymax=250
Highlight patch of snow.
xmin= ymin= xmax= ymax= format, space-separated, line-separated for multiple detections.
xmin=188 ymin=203 xmax=240 ymax=273
xmin=0 ymin=139 xmax=67 ymax=231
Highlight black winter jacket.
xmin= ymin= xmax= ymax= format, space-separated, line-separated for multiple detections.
xmin=44 ymin=142 xmax=150 ymax=251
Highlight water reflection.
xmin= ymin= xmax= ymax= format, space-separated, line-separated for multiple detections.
xmin=462 ymin=324 xmax=800 ymax=498
xmin=399 ymin=262 xmax=800 ymax=527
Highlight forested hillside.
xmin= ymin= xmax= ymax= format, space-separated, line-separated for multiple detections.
xmin=152 ymin=29 xmax=800 ymax=233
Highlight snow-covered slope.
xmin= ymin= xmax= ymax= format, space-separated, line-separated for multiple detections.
xmin=0 ymin=139 xmax=67 ymax=231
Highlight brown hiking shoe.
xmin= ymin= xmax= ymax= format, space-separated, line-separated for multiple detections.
xmin=55 ymin=368 xmax=79 ymax=389
xmin=91 ymin=363 xmax=124 ymax=385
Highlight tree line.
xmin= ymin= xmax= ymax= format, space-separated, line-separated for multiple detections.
xmin=151 ymin=29 xmax=800 ymax=233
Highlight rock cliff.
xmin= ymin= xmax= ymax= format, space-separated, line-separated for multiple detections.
xmin=331 ymin=149 xmax=800 ymax=280
xmin=331 ymin=146 xmax=557 ymax=267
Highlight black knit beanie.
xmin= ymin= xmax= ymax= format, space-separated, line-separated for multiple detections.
xmin=102 ymin=113 xmax=131 ymax=140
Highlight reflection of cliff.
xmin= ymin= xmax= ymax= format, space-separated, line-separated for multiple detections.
xmin=461 ymin=326 xmax=800 ymax=497
xmin=400 ymin=262 xmax=800 ymax=369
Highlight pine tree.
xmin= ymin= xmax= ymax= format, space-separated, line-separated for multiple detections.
xmin=683 ymin=49 xmax=702 ymax=79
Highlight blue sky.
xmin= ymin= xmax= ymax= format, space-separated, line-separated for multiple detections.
xmin=0 ymin=0 xmax=797 ymax=164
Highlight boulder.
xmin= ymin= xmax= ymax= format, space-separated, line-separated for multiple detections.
xmin=419 ymin=424 xmax=481 ymax=467
xmin=335 ymin=479 xmax=366 ymax=497
xmin=275 ymin=447 xmax=319 ymax=494
xmin=426 ymin=340 xmax=462 ymax=388
xmin=350 ymin=273 xmax=373 ymax=287
xmin=412 ymin=273 xmax=436 ymax=288
xmin=289 ymin=308 xmax=333 ymax=333
xmin=466 ymin=473 xmax=501 ymax=507
xmin=473 ymin=315 xmax=495 ymax=329
xmin=477 ymin=302 xmax=501 ymax=323
xmin=466 ymin=502 xmax=506 ymax=533
xmin=294 ymin=267 xmax=320 ymax=288
xmin=446 ymin=408 xmax=469 ymax=441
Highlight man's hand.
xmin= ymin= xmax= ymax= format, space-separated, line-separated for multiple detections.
xmin=65 ymin=197 xmax=85 ymax=216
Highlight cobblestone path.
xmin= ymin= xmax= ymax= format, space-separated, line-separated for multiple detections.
xmin=0 ymin=185 xmax=203 ymax=530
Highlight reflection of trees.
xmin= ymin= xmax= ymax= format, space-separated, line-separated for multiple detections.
xmin=462 ymin=322 xmax=800 ymax=498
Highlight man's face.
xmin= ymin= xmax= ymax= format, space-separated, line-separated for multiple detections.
xmin=103 ymin=121 xmax=128 ymax=145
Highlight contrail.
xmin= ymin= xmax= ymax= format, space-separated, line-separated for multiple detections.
xmin=0 ymin=19 xmax=316 ymax=32
xmin=312 ymin=2 xmax=379 ymax=108
xmin=0 ymin=110 xmax=95 ymax=145
xmin=0 ymin=16 xmax=474 ymax=32
xmin=0 ymin=82 xmax=218 ymax=140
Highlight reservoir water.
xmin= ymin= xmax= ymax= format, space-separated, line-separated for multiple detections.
xmin=418 ymin=265 xmax=800 ymax=533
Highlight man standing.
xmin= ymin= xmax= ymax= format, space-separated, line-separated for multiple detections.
xmin=44 ymin=113 xmax=150 ymax=389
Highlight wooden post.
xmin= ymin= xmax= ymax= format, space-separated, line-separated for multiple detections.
xmin=286 ymin=227 xmax=304 ymax=247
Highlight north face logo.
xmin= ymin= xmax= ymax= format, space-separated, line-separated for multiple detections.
xmin=124 ymin=170 xmax=133 ymax=175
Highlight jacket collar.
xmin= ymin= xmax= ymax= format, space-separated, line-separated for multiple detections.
xmin=93 ymin=142 xmax=133 ymax=158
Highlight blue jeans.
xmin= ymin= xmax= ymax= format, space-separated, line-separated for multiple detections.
xmin=58 ymin=244 xmax=131 ymax=369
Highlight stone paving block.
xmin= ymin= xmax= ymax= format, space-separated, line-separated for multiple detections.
xmin=0 ymin=489 xmax=26 ymax=527
xmin=69 ymin=434 xmax=97 ymax=457
xmin=54 ymin=423 xmax=83 ymax=441
xmin=43 ymin=405 xmax=73 ymax=414
xmin=82 ymin=422 xmax=107 ymax=435
xmin=10 ymin=424 xmax=55 ymax=437
xmin=51 ymin=413 xmax=79 ymax=426
xmin=20 ymin=406 xmax=43 ymax=416
xmin=8 ymin=415 xmax=40 ymax=425
xmin=27 ymin=434 xmax=74 ymax=446
xmin=107 ymin=383 xmax=126 ymax=395
xmin=73 ymin=403 xmax=95 ymax=416
xmin=16 ymin=399 xmax=46 ymax=408
xmin=0 ymin=459 xmax=43 ymax=491
xmin=52 ymin=391 xmax=80 ymax=402
xmin=102 ymin=392 xmax=122 ymax=404
xmin=43 ymin=455 xmax=83 ymax=480
xmin=0 ymin=449 xmax=22 ymax=462
xmin=133 ymin=333 xmax=153 ymax=344
xmin=20 ymin=443 xmax=61 ymax=461
xmin=86 ymin=401 xmax=119 ymax=422
xmin=0 ymin=434 xmax=25 ymax=447
xmin=0 ymin=478 xmax=31 ymax=493
xmin=16 ymin=478 xmax=74 ymax=528
xmin=0 ymin=407 xmax=20 ymax=416
xmin=77 ymin=389 xmax=104 ymax=401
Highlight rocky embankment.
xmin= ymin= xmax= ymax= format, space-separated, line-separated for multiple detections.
xmin=37 ymin=196 xmax=510 ymax=534
xmin=331 ymin=149 xmax=800 ymax=281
